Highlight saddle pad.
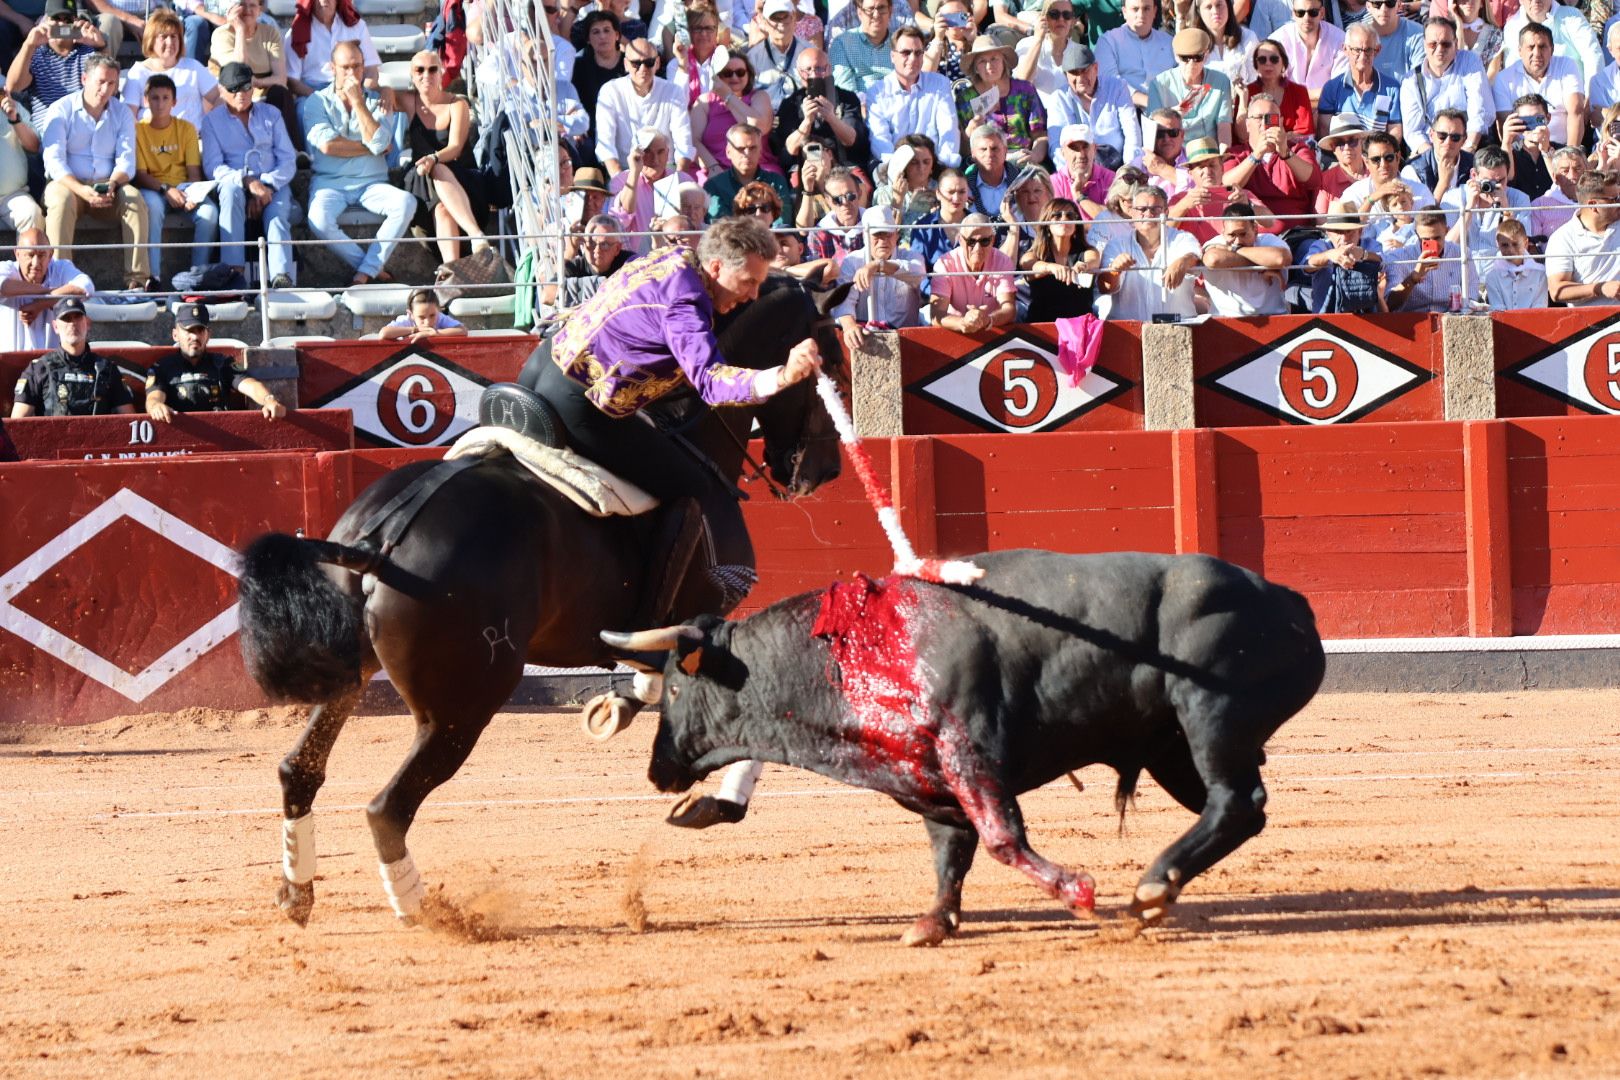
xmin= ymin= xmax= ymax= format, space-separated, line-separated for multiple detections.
xmin=445 ymin=426 xmax=660 ymax=517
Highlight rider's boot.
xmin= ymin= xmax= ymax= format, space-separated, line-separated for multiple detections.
xmin=634 ymin=495 xmax=705 ymax=631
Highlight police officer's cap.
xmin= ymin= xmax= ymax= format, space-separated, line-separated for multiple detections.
xmin=54 ymin=296 xmax=88 ymax=320
xmin=175 ymin=302 xmax=211 ymax=329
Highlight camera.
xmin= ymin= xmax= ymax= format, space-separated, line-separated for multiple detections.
xmin=1478 ymin=179 xmax=1499 ymax=194
xmin=48 ymin=20 xmax=78 ymax=39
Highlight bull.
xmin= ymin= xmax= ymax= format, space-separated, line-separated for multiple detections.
xmin=603 ymin=549 xmax=1325 ymax=946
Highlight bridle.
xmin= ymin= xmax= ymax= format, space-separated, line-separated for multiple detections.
xmin=716 ymin=312 xmax=843 ymax=501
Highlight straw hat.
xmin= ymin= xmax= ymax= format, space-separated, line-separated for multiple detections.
xmin=1320 ymin=201 xmax=1365 ymax=232
xmin=1184 ymin=136 xmax=1223 ymax=165
xmin=964 ymin=36 xmax=1018 ymax=74
xmin=570 ymin=168 xmax=611 ymax=195
xmin=1320 ymin=113 xmax=1370 ymax=152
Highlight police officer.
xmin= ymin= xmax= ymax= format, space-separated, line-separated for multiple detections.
xmin=144 ymin=302 xmax=286 ymax=422
xmin=9 ymin=297 xmax=134 ymax=417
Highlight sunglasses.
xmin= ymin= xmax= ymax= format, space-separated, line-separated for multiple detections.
xmin=628 ymin=57 xmax=658 ymax=68
xmin=1047 ymin=7 xmax=1074 ymax=15
xmin=1294 ymin=6 xmax=1320 ymax=14
xmin=1367 ymin=152 xmax=1397 ymax=163
xmin=1426 ymin=38 xmax=1455 ymax=48
xmin=963 ymin=235 xmax=995 ymax=247
xmin=830 ymin=191 xmax=861 ymax=205
xmin=412 ymin=64 xmax=441 ymax=73
xmin=582 ymin=237 xmax=618 ymax=247
xmin=719 ymin=67 xmax=747 ymax=78
xmin=1157 ymin=127 xmax=1183 ymax=138
xmin=1176 ymin=53 xmax=1203 ymax=62
xmin=1254 ymin=52 xmax=1282 ymax=64
xmin=1367 ymin=0 xmax=1397 ymax=6
xmin=767 ymin=10 xmax=792 ymax=20
xmin=740 ymin=205 xmax=776 ymax=216
xmin=1434 ymin=130 xmax=1464 ymax=142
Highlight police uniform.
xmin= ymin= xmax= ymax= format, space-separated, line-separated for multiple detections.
xmin=145 ymin=351 xmax=250 ymax=413
xmin=13 ymin=347 xmax=135 ymax=416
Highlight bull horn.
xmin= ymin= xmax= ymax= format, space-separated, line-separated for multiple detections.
xmin=600 ymin=625 xmax=703 ymax=651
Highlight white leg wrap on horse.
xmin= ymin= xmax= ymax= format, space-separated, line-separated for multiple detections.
xmin=632 ymin=671 xmax=664 ymax=704
xmin=379 ymin=854 xmax=424 ymax=920
xmin=717 ymin=760 xmax=764 ymax=805
xmin=282 ymin=813 xmax=316 ymax=885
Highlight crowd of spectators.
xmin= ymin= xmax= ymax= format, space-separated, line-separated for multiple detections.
xmin=540 ymin=0 xmax=1620 ymax=329
xmin=9 ymin=0 xmax=1620 ymax=357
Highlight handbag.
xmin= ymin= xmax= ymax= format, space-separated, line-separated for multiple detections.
xmin=433 ymin=246 xmax=511 ymax=304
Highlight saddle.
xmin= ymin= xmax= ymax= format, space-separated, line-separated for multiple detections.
xmin=458 ymin=384 xmax=658 ymax=517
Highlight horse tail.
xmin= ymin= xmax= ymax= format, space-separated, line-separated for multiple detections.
xmin=238 ymin=532 xmax=373 ymax=703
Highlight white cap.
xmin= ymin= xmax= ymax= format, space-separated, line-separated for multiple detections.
xmin=762 ymin=0 xmax=795 ymax=16
xmin=1059 ymin=122 xmax=1094 ymax=147
xmin=887 ymin=143 xmax=916 ymax=182
xmin=861 ymin=204 xmax=900 ymax=230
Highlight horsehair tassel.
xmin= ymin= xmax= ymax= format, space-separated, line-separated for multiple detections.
xmin=813 ymin=372 xmax=983 ymax=587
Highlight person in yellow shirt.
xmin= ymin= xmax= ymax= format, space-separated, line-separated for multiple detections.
xmin=135 ymin=73 xmax=218 ymax=284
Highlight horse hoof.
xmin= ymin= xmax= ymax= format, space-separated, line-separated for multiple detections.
xmin=900 ymin=914 xmax=954 ymax=947
xmin=665 ymin=794 xmax=747 ymax=829
xmin=582 ymin=693 xmax=637 ymax=741
xmin=1130 ymin=880 xmax=1175 ymax=924
xmin=277 ymin=878 xmax=314 ymax=926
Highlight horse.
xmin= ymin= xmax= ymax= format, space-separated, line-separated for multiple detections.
xmin=236 ymin=275 xmax=848 ymax=926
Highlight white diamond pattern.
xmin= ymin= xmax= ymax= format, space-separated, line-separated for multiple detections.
xmin=0 ymin=489 xmax=242 ymax=703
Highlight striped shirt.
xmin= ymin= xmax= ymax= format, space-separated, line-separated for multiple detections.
xmin=24 ymin=44 xmax=98 ymax=114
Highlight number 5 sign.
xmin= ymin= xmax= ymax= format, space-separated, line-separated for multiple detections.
xmin=1504 ymin=312 xmax=1620 ymax=414
xmin=1202 ymin=319 xmax=1430 ymax=425
xmin=907 ymin=330 xmax=1131 ymax=433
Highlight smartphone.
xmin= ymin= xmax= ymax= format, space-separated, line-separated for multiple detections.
xmin=1522 ymin=114 xmax=1547 ymax=131
xmin=804 ymin=143 xmax=824 ymax=161
xmin=93 ymin=182 xmax=109 ymax=195
xmin=1608 ymin=119 xmax=1620 ymax=139
xmin=1420 ymin=237 xmax=1442 ymax=260
xmin=804 ymin=75 xmax=830 ymax=100
xmin=941 ymin=10 xmax=969 ymax=27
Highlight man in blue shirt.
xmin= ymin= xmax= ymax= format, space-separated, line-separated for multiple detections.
xmin=5 ymin=0 xmax=105 ymax=115
xmin=41 ymin=53 xmax=151 ymax=290
xmin=1316 ymin=21 xmax=1405 ymax=146
xmin=300 ymin=39 xmax=416 ymax=285
xmin=202 ymin=62 xmax=297 ymax=286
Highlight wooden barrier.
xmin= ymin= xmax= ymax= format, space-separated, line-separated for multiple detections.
xmin=1 ymin=408 xmax=354 ymax=461
xmin=10 ymin=415 xmax=1620 ymax=724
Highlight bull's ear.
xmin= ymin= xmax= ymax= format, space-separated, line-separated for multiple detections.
xmin=815 ymin=281 xmax=854 ymax=317
xmin=675 ymin=632 xmax=706 ymax=676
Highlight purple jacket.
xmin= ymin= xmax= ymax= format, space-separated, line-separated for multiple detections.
xmin=551 ymin=245 xmax=766 ymax=418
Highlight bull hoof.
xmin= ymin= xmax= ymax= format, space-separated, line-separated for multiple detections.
xmin=665 ymin=794 xmax=748 ymax=829
xmin=900 ymin=912 xmax=958 ymax=947
xmin=1129 ymin=880 xmax=1177 ymax=924
xmin=581 ymin=693 xmax=639 ymax=741
xmin=277 ymin=878 xmax=314 ymax=926
xmin=1062 ymin=871 xmax=1098 ymax=915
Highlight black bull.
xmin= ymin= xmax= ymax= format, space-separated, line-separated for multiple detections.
xmin=611 ymin=549 xmax=1326 ymax=946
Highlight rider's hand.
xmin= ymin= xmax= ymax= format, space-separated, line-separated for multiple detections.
xmin=782 ymin=338 xmax=823 ymax=384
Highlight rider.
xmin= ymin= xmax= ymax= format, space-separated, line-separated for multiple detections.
xmin=520 ymin=214 xmax=823 ymax=627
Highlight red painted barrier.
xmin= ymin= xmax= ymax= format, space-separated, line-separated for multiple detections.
xmin=1494 ymin=307 xmax=1620 ymax=418
xmin=899 ymin=323 xmax=1144 ymax=434
xmin=1 ymin=408 xmax=354 ymax=461
xmin=296 ymin=337 xmax=535 ymax=449
xmin=13 ymin=415 xmax=1620 ymax=725
xmin=0 ymin=453 xmax=319 ymax=725
xmin=1192 ymin=313 xmax=1441 ymax=427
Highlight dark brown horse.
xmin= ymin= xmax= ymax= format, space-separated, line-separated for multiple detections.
xmin=237 ymin=276 xmax=847 ymax=925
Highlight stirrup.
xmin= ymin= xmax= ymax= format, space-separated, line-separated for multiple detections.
xmin=478 ymin=382 xmax=566 ymax=448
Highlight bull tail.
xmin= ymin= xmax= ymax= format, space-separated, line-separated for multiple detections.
xmin=237 ymin=532 xmax=373 ymax=703
xmin=1114 ymin=766 xmax=1141 ymax=839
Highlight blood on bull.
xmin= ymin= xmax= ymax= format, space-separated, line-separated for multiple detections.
xmin=605 ymin=549 xmax=1326 ymax=946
